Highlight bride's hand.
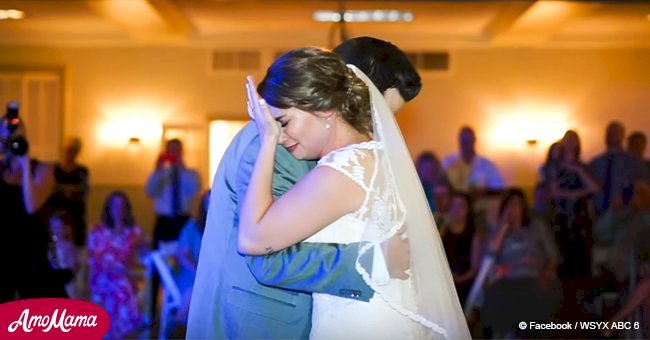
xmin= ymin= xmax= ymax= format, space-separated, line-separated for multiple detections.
xmin=382 ymin=226 xmax=411 ymax=280
xmin=246 ymin=75 xmax=281 ymax=143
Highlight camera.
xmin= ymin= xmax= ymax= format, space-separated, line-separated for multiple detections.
xmin=162 ymin=152 xmax=178 ymax=165
xmin=2 ymin=102 xmax=29 ymax=157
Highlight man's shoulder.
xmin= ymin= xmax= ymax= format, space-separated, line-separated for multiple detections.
xmin=475 ymin=154 xmax=498 ymax=167
xmin=589 ymin=152 xmax=608 ymax=165
xmin=215 ymin=122 xmax=258 ymax=163
xmin=441 ymin=153 xmax=459 ymax=168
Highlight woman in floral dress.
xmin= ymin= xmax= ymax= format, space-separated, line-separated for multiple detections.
xmin=88 ymin=191 xmax=146 ymax=338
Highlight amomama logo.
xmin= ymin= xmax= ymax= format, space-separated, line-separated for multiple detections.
xmin=0 ymin=298 xmax=109 ymax=339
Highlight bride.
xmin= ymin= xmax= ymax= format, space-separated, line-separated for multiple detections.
xmin=239 ymin=47 xmax=469 ymax=339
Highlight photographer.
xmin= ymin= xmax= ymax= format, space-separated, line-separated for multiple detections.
xmin=0 ymin=103 xmax=68 ymax=302
xmin=145 ymin=138 xmax=200 ymax=321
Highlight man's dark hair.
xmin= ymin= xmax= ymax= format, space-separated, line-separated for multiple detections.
xmin=333 ymin=36 xmax=422 ymax=101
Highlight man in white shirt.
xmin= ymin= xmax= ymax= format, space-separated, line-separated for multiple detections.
xmin=442 ymin=126 xmax=505 ymax=194
xmin=145 ymin=138 xmax=201 ymax=323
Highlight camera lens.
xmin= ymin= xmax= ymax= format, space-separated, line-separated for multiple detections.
xmin=4 ymin=135 xmax=29 ymax=156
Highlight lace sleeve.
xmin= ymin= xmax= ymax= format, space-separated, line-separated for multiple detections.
xmin=316 ymin=142 xmax=376 ymax=192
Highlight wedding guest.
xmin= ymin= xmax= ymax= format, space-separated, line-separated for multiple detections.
xmin=439 ymin=193 xmax=482 ymax=305
xmin=416 ymin=151 xmax=449 ymax=213
xmin=442 ymin=126 xmax=505 ymax=195
xmin=0 ymin=114 xmax=67 ymax=301
xmin=48 ymin=211 xmax=79 ymax=299
xmin=627 ymin=131 xmax=650 ymax=172
xmin=51 ymin=136 xmax=90 ymax=299
xmin=482 ymin=189 xmax=559 ymax=338
xmin=88 ymin=191 xmax=147 ymax=338
xmin=590 ymin=121 xmax=648 ymax=216
xmin=549 ymin=130 xmax=599 ymax=279
xmin=145 ymin=138 xmax=200 ymax=320
xmin=51 ymin=137 xmax=89 ymax=247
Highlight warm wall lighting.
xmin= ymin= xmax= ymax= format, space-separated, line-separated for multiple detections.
xmin=98 ymin=116 xmax=162 ymax=147
xmin=0 ymin=9 xmax=25 ymax=20
xmin=97 ymin=103 xmax=165 ymax=148
xmin=487 ymin=102 xmax=570 ymax=151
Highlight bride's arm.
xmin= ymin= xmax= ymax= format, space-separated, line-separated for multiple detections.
xmin=239 ymin=165 xmax=364 ymax=255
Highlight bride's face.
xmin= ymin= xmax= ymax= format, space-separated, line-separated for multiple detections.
xmin=268 ymin=104 xmax=330 ymax=160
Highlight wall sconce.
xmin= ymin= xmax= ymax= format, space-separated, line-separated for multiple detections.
xmin=526 ymin=139 xmax=538 ymax=147
xmin=98 ymin=117 xmax=162 ymax=148
xmin=487 ymin=101 xmax=570 ymax=151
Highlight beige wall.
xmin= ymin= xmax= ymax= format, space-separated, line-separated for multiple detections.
xmin=1 ymin=45 xmax=649 ymax=232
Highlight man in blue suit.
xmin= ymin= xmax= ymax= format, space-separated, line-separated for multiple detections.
xmin=187 ymin=37 xmax=422 ymax=339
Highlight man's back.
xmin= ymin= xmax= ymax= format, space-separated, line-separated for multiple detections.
xmin=187 ymin=122 xmax=314 ymax=339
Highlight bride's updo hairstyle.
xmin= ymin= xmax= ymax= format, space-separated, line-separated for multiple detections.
xmin=258 ymin=47 xmax=372 ymax=136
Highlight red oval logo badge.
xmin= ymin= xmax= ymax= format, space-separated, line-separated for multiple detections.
xmin=0 ymin=298 xmax=109 ymax=339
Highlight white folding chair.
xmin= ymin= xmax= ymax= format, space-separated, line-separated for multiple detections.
xmin=145 ymin=241 xmax=182 ymax=340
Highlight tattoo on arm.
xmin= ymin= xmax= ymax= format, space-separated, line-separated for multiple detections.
xmin=265 ymin=246 xmax=274 ymax=254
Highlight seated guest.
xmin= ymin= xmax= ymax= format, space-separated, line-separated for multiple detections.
xmin=604 ymin=260 xmax=650 ymax=338
xmin=88 ymin=191 xmax=148 ymax=339
xmin=432 ymin=183 xmax=453 ymax=226
xmin=415 ymin=151 xmax=449 ymax=213
xmin=606 ymin=181 xmax=650 ymax=281
xmin=481 ymin=189 xmax=559 ymax=338
xmin=439 ymin=193 xmax=482 ymax=305
xmin=48 ymin=211 xmax=79 ymax=299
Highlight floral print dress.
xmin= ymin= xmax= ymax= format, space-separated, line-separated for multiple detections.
xmin=88 ymin=224 xmax=144 ymax=338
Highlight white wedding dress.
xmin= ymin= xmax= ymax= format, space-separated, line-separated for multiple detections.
xmin=304 ymin=141 xmax=426 ymax=340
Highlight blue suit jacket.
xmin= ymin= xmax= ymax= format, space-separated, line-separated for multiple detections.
xmin=187 ymin=122 xmax=373 ymax=339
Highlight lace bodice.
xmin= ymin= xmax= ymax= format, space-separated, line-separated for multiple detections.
xmin=316 ymin=139 xmax=406 ymax=241
xmin=306 ymin=138 xmax=406 ymax=254
xmin=303 ymin=141 xmax=376 ymax=244
xmin=306 ymin=141 xmax=422 ymax=339
xmin=317 ymin=141 xmax=376 ymax=187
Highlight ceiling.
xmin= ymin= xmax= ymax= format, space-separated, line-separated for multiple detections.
xmin=1 ymin=0 xmax=649 ymax=49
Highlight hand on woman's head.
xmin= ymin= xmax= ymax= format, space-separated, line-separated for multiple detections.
xmin=246 ymin=76 xmax=281 ymax=143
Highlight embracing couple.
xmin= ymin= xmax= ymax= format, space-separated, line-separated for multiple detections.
xmin=188 ymin=37 xmax=470 ymax=339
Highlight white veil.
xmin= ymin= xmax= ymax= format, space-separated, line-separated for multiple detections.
xmin=349 ymin=65 xmax=470 ymax=339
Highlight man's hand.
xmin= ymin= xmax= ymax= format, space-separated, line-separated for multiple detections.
xmin=382 ymin=228 xmax=410 ymax=280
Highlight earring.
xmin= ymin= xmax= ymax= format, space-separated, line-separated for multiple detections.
xmin=325 ymin=117 xmax=331 ymax=129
